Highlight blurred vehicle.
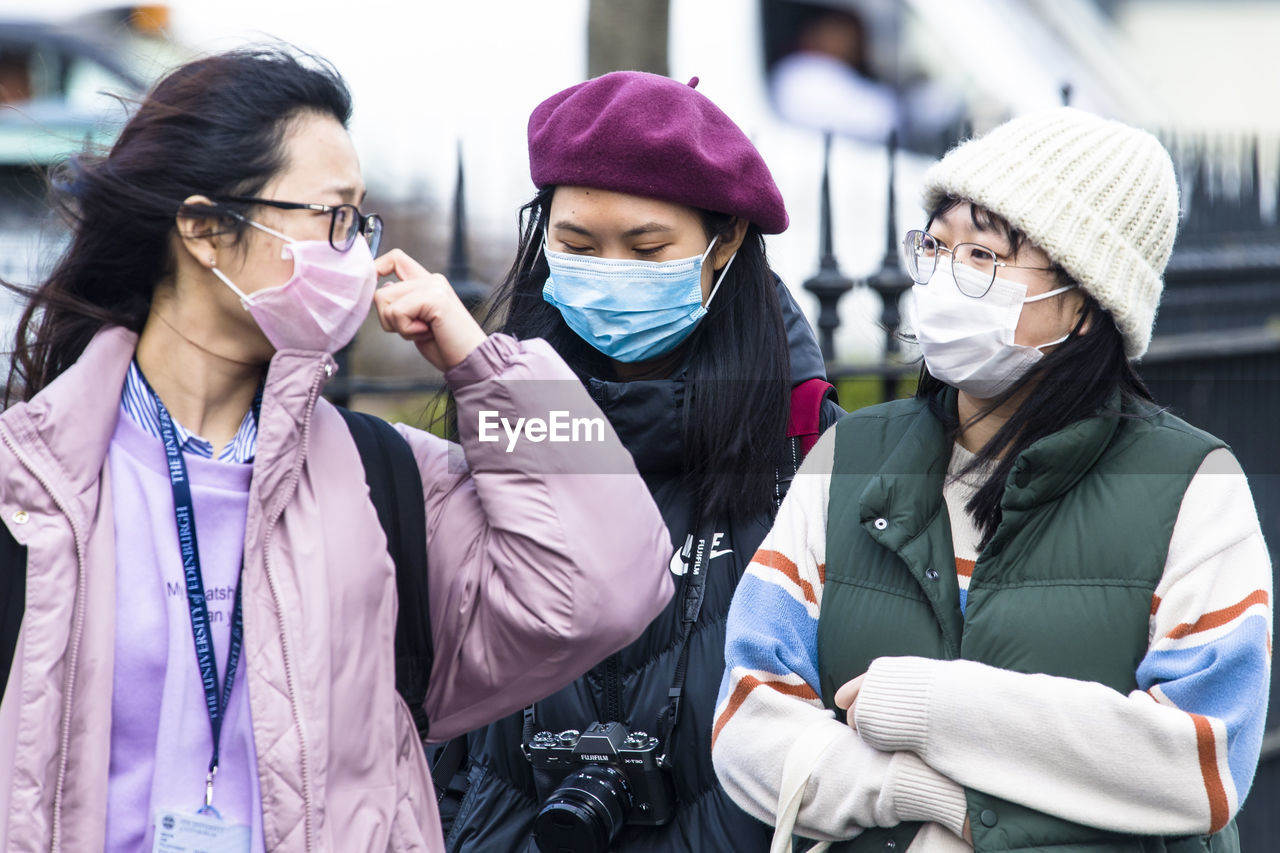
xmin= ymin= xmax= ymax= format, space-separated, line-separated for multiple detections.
xmin=0 ymin=5 xmax=184 ymax=345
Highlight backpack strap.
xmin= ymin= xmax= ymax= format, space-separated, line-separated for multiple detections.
xmin=0 ymin=521 xmax=25 ymax=704
xmin=788 ymin=378 xmax=837 ymax=458
xmin=337 ymin=407 xmax=432 ymax=743
xmin=1 ymin=410 xmax=435 ymax=730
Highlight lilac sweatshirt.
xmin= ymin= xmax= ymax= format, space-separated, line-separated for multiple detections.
xmin=105 ymin=408 xmax=266 ymax=851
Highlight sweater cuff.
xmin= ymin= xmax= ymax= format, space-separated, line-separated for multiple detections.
xmin=886 ymin=751 xmax=969 ymax=837
xmin=443 ymin=333 xmax=521 ymax=388
xmin=853 ymin=656 xmax=941 ymax=755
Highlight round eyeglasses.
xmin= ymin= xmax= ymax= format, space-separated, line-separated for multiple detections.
xmin=902 ymin=229 xmax=1056 ymax=298
xmin=213 ymin=195 xmax=384 ymax=257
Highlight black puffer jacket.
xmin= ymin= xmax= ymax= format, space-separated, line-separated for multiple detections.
xmin=438 ymin=285 xmax=842 ymax=852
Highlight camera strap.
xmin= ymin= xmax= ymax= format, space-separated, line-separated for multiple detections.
xmin=655 ymin=512 xmax=713 ymax=748
xmin=522 ymin=703 xmax=565 ymax=800
xmin=655 ymin=429 xmax=808 ymax=748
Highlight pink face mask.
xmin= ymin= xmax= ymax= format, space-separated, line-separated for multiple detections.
xmin=211 ymin=219 xmax=378 ymax=354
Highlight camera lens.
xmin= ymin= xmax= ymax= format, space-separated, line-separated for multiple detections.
xmin=532 ymin=765 xmax=632 ymax=853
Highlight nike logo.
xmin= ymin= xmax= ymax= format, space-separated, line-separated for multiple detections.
xmin=669 ymin=535 xmax=733 ymax=575
xmin=669 ymin=545 xmax=690 ymax=576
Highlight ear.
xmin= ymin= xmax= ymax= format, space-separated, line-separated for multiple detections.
xmin=712 ymin=217 xmax=750 ymax=270
xmin=1067 ymin=287 xmax=1091 ymax=335
xmin=175 ymin=194 xmax=229 ymax=271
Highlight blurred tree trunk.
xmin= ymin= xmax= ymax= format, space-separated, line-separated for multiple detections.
xmin=588 ymin=0 xmax=670 ymax=78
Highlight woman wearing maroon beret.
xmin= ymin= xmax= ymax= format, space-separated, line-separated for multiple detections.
xmin=431 ymin=71 xmax=843 ymax=852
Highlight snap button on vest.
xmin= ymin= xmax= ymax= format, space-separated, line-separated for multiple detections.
xmin=873 ymin=517 xmax=888 ymax=530
xmin=980 ymin=808 xmax=998 ymax=827
xmin=884 ymin=840 xmax=896 ymax=850
xmin=925 ymin=568 xmax=939 ymax=580
xmin=11 ymin=510 xmax=28 ymax=525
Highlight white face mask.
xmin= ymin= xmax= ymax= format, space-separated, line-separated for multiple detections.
xmin=912 ymin=262 xmax=1076 ymax=399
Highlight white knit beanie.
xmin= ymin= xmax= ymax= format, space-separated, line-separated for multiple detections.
xmin=922 ymin=107 xmax=1179 ymax=359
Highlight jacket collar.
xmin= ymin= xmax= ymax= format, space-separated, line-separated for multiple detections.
xmin=0 ymin=327 xmax=136 ymax=528
xmin=858 ymin=387 xmax=1127 ymax=546
xmin=586 ymin=372 xmax=685 ymax=476
xmin=0 ymin=326 xmax=336 ymax=528
xmin=1001 ymin=389 xmax=1123 ymax=512
xmin=584 ymin=279 xmax=830 ymax=478
xmin=249 ymin=348 xmax=337 ymax=522
xmin=776 ymin=275 xmax=827 ymax=384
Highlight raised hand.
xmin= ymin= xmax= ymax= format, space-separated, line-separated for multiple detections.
xmin=373 ymin=249 xmax=488 ymax=372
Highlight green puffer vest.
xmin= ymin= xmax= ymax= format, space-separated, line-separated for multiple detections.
xmin=816 ymin=391 xmax=1237 ymax=853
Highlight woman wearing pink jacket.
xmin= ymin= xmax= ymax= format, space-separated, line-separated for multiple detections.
xmin=0 ymin=48 xmax=671 ymax=851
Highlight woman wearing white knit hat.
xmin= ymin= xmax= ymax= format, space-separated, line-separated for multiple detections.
xmin=712 ymin=107 xmax=1271 ymax=853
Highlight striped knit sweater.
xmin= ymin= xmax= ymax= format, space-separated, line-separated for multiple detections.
xmin=945 ymin=442 xmax=986 ymax=618
xmin=712 ymin=427 xmax=1272 ymax=849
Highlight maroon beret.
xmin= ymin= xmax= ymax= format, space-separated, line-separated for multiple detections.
xmin=528 ymin=71 xmax=789 ymax=234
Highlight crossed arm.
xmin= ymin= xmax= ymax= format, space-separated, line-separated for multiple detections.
xmin=712 ymin=430 xmax=1272 ymax=843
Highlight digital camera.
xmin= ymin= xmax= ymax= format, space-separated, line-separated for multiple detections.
xmin=525 ymin=721 xmax=676 ymax=853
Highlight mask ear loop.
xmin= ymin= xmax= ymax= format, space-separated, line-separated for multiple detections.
xmin=1034 ymin=331 xmax=1071 ymax=351
xmin=242 ymin=218 xmax=293 ymax=245
xmin=1023 ymin=284 xmax=1079 ymax=350
xmin=209 ymin=217 xmax=299 ymax=306
xmin=699 ymin=235 xmax=730 ymax=309
xmin=1021 ymin=283 xmax=1077 ymax=304
xmin=699 ymin=236 xmax=720 ymax=264
xmin=206 ymin=208 xmax=300 ymax=307
xmin=210 ymin=265 xmax=254 ymax=306
xmin=221 ymin=207 xmax=298 ymax=259
xmin=703 ymin=252 xmax=737 ymax=309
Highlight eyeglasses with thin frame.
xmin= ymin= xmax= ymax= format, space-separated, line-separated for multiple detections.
xmin=213 ymin=195 xmax=383 ymax=257
xmin=902 ymin=229 xmax=1057 ymax=298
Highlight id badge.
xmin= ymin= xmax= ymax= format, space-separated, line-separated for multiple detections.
xmin=152 ymin=808 xmax=250 ymax=853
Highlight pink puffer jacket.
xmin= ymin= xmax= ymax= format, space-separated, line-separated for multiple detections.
xmin=0 ymin=327 xmax=672 ymax=852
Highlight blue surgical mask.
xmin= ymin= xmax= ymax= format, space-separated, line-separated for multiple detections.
xmin=542 ymin=236 xmax=736 ymax=363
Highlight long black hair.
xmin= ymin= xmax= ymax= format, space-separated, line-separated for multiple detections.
xmin=917 ymin=198 xmax=1155 ymax=545
xmin=483 ymin=187 xmax=792 ymax=522
xmin=4 ymin=46 xmax=352 ymax=403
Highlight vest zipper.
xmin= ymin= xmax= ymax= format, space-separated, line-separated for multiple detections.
xmin=0 ymin=427 xmax=87 ymax=852
xmin=257 ymin=361 xmax=328 ymax=852
xmin=603 ymin=653 xmax=623 ymax=724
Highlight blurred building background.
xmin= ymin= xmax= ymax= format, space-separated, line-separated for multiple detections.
xmin=3 ymin=0 xmax=1277 ymax=362
xmin=2 ymin=0 xmax=1279 ymax=840
xmin=0 ymin=6 xmax=181 ymax=311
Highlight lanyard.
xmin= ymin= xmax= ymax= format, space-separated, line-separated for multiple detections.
xmin=139 ymin=367 xmax=256 ymax=812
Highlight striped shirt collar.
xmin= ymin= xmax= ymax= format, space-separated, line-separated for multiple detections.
xmin=120 ymin=359 xmax=259 ymax=464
